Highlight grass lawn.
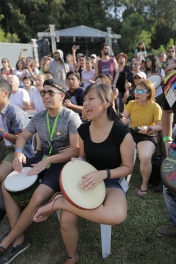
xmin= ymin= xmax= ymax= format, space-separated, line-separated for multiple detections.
xmin=1 ymin=157 xmax=176 ymax=264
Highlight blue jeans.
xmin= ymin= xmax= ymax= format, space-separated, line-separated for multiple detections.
xmin=163 ymin=185 xmax=176 ymax=228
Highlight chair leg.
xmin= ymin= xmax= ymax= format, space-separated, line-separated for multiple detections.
xmin=100 ymin=224 xmax=111 ymax=258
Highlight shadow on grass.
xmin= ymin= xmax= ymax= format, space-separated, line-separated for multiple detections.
xmin=1 ymin=157 xmax=176 ymax=264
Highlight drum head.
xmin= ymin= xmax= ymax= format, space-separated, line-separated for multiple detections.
xmin=4 ymin=167 xmax=38 ymax=192
xmin=161 ymin=151 xmax=176 ymax=195
xmin=60 ymin=160 xmax=106 ymax=210
xmin=147 ymin=74 xmax=162 ymax=89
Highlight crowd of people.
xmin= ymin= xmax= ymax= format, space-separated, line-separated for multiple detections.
xmin=0 ymin=41 xmax=176 ymax=264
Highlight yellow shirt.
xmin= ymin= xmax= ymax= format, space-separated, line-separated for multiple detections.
xmin=125 ymin=100 xmax=162 ymax=129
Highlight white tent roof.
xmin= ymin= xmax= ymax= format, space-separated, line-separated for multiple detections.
xmin=56 ymin=25 xmax=121 ymax=39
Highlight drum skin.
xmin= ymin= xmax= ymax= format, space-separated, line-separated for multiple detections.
xmin=4 ymin=167 xmax=38 ymax=207
xmin=147 ymin=74 xmax=162 ymax=89
xmin=161 ymin=151 xmax=176 ymax=196
xmin=60 ymin=160 xmax=106 ymax=210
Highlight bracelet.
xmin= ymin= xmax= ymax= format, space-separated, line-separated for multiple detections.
xmin=2 ymin=132 xmax=8 ymax=138
xmin=147 ymin=126 xmax=153 ymax=133
xmin=163 ymin=136 xmax=172 ymax=142
xmin=0 ymin=130 xmax=6 ymax=137
xmin=106 ymin=168 xmax=111 ymax=179
xmin=15 ymin=148 xmax=23 ymax=153
xmin=113 ymin=82 xmax=116 ymax=84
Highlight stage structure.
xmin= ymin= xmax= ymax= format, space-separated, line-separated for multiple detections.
xmin=38 ymin=25 xmax=121 ymax=56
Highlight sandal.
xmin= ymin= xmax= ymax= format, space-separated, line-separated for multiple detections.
xmin=135 ymin=187 xmax=148 ymax=197
xmin=32 ymin=192 xmax=63 ymax=222
xmin=62 ymin=253 xmax=80 ymax=264
xmin=0 ymin=245 xmax=7 ymax=256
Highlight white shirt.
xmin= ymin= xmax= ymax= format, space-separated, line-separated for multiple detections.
xmin=30 ymin=90 xmax=45 ymax=111
xmin=25 ymin=86 xmax=37 ymax=101
xmin=10 ymin=88 xmax=30 ymax=107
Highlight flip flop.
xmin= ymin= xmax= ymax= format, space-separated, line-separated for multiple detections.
xmin=135 ymin=187 xmax=148 ymax=197
xmin=32 ymin=192 xmax=63 ymax=222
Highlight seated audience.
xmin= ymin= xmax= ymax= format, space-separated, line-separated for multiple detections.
xmin=0 ymin=58 xmax=14 ymax=76
xmin=30 ymin=74 xmax=45 ymax=111
xmin=123 ymin=79 xmax=162 ymax=197
xmin=8 ymin=75 xmax=30 ymax=110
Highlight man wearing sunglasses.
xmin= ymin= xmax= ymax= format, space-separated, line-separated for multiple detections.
xmin=0 ymin=79 xmax=81 ymax=263
xmin=163 ymin=46 xmax=176 ymax=75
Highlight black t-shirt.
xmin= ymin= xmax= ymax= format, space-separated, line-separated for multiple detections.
xmin=67 ymin=87 xmax=84 ymax=106
xmin=126 ymin=71 xmax=134 ymax=83
xmin=163 ymin=94 xmax=176 ymax=125
xmin=77 ymin=120 xmax=130 ymax=170
xmin=116 ymin=65 xmax=131 ymax=93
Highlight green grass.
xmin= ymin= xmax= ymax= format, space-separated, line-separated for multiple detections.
xmin=1 ymin=158 xmax=176 ymax=264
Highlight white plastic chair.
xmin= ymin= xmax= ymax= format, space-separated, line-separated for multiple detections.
xmin=56 ymin=148 xmax=137 ymax=258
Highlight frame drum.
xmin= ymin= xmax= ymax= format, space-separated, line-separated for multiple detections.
xmin=147 ymin=73 xmax=162 ymax=89
xmin=161 ymin=151 xmax=176 ymax=198
xmin=60 ymin=160 xmax=106 ymax=210
xmin=4 ymin=167 xmax=38 ymax=207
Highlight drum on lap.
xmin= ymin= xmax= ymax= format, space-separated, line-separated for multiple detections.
xmin=59 ymin=160 xmax=106 ymax=210
xmin=4 ymin=167 xmax=38 ymax=207
xmin=161 ymin=151 xmax=176 ymax=200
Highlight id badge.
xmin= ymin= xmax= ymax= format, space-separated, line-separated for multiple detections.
xmin=42 ymin=154 xmax=51 ymax=169
xmin=166 ymin=88 xmax=176 ymax=108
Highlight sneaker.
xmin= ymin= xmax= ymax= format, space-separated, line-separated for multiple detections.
xmin=155 ymin=225 xmax=176 ymax=237
xmin=0 ymin=231 xmax=10 ymax=244
xmin=0 ymin=237 xmax=30 ymax=264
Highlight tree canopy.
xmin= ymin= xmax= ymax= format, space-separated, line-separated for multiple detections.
xmin=0 ymin=0 xmax=176 ymax=55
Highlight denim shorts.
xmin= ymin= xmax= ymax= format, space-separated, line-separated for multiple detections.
xmin=104 ymin=178 xmax=126 ymax=193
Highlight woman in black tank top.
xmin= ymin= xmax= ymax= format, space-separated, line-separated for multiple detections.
xmin=33 ymin=83 xmax=134 ymax=263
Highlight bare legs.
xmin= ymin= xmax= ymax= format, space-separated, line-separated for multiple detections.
xmin=137 ymin=141 xmax=155 ymax=194
xmin=0 ymin=183 xmax=54 ymax=250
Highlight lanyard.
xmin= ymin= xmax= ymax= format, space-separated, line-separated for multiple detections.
xmin=46 ymin=112 xmax=60 ymax=156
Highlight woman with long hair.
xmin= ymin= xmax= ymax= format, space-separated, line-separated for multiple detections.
xmin=14 ymin=60 xmax=26 ymax=88
xmin=23 ymin=57 xmax=39 ymax=81
xmin=135 ymin=41 xmax=147 ymax=62
xmin=0 ymin=58 xmax=14 ymax=76
xmin=33 ymin=83 xmax=134 ymax=264
xmin=123 ymin=79 xmax=162 ymax=197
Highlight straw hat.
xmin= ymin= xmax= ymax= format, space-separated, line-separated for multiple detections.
xmin=116 ymin=53 xmax=128 ymax=61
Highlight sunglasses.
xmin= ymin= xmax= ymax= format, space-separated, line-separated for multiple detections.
xmin=40 ymin=90 xmax=62 ymax=97
xmin=168 ymin=50 xmax=175 ymax=53
xmin=134 ymin=89 xmax=149 ymax=95
xmin=2 ymin=61 xmax=7 ymax=63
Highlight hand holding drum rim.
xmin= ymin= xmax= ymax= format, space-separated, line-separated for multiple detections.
xmin=13 ymin=153 xmax=26 ymax=173
xmin=80 ymin=170 xmax=106 ymax=191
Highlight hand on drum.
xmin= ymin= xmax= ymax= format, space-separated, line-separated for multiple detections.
xmin=80 ymin=170 xmax=106 ymax=191
xmin=139 ymin=126 xmax=148 ymax=134
xmin=13 ymin=153 xmax=26 ymax=173
xmin=27 ymin=158 xmax=50 ymax=176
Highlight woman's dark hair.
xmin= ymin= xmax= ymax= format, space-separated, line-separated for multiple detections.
xmin=16 ymin=60 xmax=26 ymax=70
xmin=66 ymin=70 xmax=80 ymax=80
xmin=83 ymin=83 xmax=121 ymax=122
xmin=137 ymin=41 xmax=145 ymax=52
xmin=145 ymin=54 xmax=160 ymax=73
xmin=23 ymin=76 xmax=34 ymax=85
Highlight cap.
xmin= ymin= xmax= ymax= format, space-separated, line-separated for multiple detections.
xmin=133 ymin=71 xmax=146 ymax=79
xmin=76 ymin=53 xmax=84 ymax=58
xmin=90 ymin=54 xmax=97 ymax=59
xmin=43 ymin=79 xmax=71 ymax=98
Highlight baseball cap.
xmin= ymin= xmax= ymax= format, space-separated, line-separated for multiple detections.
xmin=133 ymin=71 xmax=146 ymax=79
xmin=90 ymin=54 xmax=97 ymax=59
xmin=76 ymin=53 xmax=84 ymax=58
xmin=43 ymin=79 xmax=71 ymax=98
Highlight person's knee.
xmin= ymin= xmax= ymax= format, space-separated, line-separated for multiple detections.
xmin=139 ymin=153 xmax=151 ymax=166
xmin=60 ymin=211 xmax=78 ymax=231
xmin=110 ymin=209 xmax=127 ymax=225
xmin=0 ymin=163 xmax=13 ymax=183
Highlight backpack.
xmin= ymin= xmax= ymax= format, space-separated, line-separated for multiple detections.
xmin=149 ymin=156 xmax=163 ymax=186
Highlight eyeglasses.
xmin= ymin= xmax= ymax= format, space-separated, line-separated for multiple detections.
xmin=2 ymin=61 xmax=7 ymax=63
xmin=132 ymin=63 xmax=140 ymax=66
xmin=26 ymin=59 xmax=31 ymax=62
xmin=168 ymin=50 xmax=175 ymax=53
xmin=40 ymin=90 xmax=62 ymax=97
xmin=134 ymin=89 xmax=149 ymax=95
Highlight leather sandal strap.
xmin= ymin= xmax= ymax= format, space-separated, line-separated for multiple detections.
xmin=68 ymin=253 xmax=78 ymax=259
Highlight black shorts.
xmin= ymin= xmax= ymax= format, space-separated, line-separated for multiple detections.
xmin=130 ymin=128 xmax=157 ymax=147
xmin=24 ymin=152 xmax=66 ymax=192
